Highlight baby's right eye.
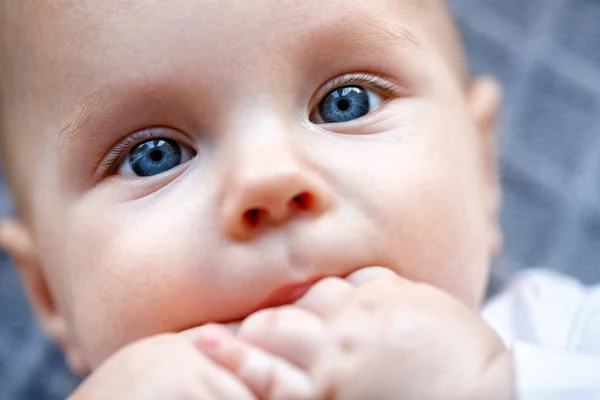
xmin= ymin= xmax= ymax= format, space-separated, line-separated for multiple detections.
xmin=118 ymin=138 xmax=196 ymax=177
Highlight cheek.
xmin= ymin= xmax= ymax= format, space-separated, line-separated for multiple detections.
xmin=381 ymin=165 xmax=490 ymax=307
xmin=391 ymin=137 xmax=489 ymax=306
xmin=50 ymin=195 xmax=250 ymax=367
xmin=328 ymin=114 xmax=490 ymax=307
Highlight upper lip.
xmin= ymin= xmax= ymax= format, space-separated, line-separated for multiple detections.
xmin=257 ymin=277 xmax=323 ymax=309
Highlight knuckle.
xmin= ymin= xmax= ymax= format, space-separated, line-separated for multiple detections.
xmin=328 ymin=325 xmax=370 ymax=357
xmin=345 ymin=266 xmax=397 ymax=285
xmin=310 ymin=276 xmax=348 ymax=294
xmin=240 ymin=308 xmax=280 ymax=338
xmin=277 ymin=305 xmax=308 ymax=319
xmin=337 ymin=334 xmax=360 ymax=355
xmin=369 ymin=277 xmax=401 ymax=294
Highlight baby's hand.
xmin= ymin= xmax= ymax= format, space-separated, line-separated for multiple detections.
xmin=69 ymin=327 xmax=314 ymax=400
xmin=222 ymin=267 xmax=513 ymax=400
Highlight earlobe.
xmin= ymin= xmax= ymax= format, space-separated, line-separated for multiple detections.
xmin=468 ymin=77 xmax=504 ymax=255
xmin=468 ymin=76 xmax=502 ymax=137
xmin=0 ymin=219 xmax=89 ymax=374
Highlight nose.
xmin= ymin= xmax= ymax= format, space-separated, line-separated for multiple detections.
xmin=220 ymin=138 xmax=332 ymax=240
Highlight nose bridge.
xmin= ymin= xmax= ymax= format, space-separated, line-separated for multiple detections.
xmin=219 ymin=129 xmax=332 ymax=240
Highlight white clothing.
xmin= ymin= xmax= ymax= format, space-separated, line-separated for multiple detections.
xmin=483 ymin=269 xmax=600 ymax=400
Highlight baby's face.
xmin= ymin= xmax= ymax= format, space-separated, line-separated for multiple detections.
xmin=1 ymin=0 xmax=501 ymax=369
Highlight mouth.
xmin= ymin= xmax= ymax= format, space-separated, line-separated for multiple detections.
xmin=257 ymin=278 xmax=323 ymax=309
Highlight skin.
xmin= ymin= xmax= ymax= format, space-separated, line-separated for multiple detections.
xmin=0 ymin=0 xmax=509 ymax=397
xmin=201 ymin=267 xmax=513 ymax=399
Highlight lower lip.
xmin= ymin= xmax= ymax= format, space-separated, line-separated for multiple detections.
xmin=258 ymin=283 xmax=315 ymax=309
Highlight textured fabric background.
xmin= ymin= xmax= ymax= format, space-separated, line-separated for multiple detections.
xmin=1 ymin=1 xmax=600 ymax=398
xmin=450 ymin=0 xmax=600 ymax=285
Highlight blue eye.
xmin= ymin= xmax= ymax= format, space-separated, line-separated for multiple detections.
xmin=119 ymin=139 xmax=195 ymax=177
xmin=315 ymin=86 xmax=384 ymax=124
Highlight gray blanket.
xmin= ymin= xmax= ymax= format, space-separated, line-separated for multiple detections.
xmin=1 ymin=1 xmax=599 ymax=398
xmin=450 ymin=0 xmax=600 ymax=285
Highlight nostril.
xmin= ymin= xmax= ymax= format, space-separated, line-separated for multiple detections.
xmin=244 ymin=208 xmax=262 ymax=227
xmin=290 ymin=192 xmax=314 ymax=211
xmin=240 ymin=193 xmax=316 ymax=231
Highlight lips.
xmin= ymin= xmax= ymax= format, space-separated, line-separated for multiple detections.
xmin=257 ymin=279 xmax=322 ymax=309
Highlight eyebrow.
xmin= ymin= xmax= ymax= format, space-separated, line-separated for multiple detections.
xmin=304 ymin=9 xmax=422 ymax=58
xmin=58 ymin=12 xmax=422 ymax=151
xmin=59 ymin=90 xmax=109 ymax=157
xmin=360 ymin=14 xmax=421 ymax=49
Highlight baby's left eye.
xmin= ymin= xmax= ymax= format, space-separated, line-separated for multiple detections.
xmin=312 ymin=86 xmax=384 ymax=124
xmin=118 ymin=138 xmax=195 ymax=177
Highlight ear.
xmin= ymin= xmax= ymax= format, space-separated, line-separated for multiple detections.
xmin=467 ymin=76 xmax=503 ymax=255
xmin=0 ymin=218 xmax=88 ymax=374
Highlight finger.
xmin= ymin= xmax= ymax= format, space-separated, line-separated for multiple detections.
xmin=197 ymin=354 xmax=259 ymax=400
xmin=294 ymin=277 xmax=354 ymax=319
xmin=345 ymin=266 xmax=401 ymax=286
xmin=238 ymin=307 xmax=324 ymax=369
xmin=192 ymin=324 xmax=315 ymax=400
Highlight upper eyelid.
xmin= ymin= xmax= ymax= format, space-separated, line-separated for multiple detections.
xmin=310 ymin=73 xmax=402 ymax=112
xmin=93 ymin=75 xmax=399 ymax=178
xmin=94 ymin=127 xmax=192 ymax=180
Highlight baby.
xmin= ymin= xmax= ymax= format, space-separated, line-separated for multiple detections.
xmin=0 ymin=0 xmax=599 ymax=398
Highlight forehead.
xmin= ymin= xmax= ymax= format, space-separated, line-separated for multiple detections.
xmin=37 ymin=0 xmax=438 ymax=27
xmin=17 ymin=0 xmax=455 ymax=102
xmin=6 ymin=0 xmax=458 ymax=99
xmin=17 ymin=0 xmax=448 ymax=60
xmin=7 ymin=0 xmax=454 ymax=121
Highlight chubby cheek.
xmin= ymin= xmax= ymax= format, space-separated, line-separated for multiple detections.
xmin=389 ymin=136 xmax=489 ymax=307
xmin=346 ymin=118 xmax=491 ymax=308
xmin=54 ymin=198 xmax=253 ymax=368
xmin=383 ymin=168 xmax=489 ymax=308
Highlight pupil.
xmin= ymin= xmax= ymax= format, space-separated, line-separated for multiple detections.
xmin=150 ymin=150 xmax=163 ymax=162
xmin=317 ymin=86 xmax=370 ymax=124
xmin=337 ymin=99 xmax=350 ymax=112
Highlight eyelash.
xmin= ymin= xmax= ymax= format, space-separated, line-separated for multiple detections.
xmin=96 ymin=128 xmax=185 ymax=178
xmin=96 ymin=74 xmax=399 ymax=178
xmin=311 ymin=73 xmax=400 ymax=111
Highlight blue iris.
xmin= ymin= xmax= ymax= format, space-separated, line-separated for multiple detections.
xmin=318 ymin=86 xmax=370 ymax=123
xmin=129 ymin=139 xmax=182 ymax=177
